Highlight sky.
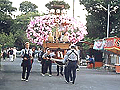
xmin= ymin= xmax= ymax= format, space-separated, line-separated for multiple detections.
xmin=10 ymin=0 xmax=87 ymax=25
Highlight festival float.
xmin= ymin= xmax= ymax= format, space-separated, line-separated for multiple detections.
xmin=26 ymin=1 xmax=87 ymax=64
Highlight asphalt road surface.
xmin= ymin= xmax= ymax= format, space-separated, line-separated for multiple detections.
xmin=0 ymin=58 xmax=120 ymax=90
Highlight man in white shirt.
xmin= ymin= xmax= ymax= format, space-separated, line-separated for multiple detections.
xmin=63 ymin=44 xmax=79 ymax=84
xmin=56 ymin=48 xmax=63 ymax=76
xmin=42 ymin=48 xmax=55 ymax=77
xmin=13 ymin=47 xmax=17 ymax=60
xmin=21 ymin=42 xmax=32 ymax=82
xmin=9 ymin=48 xmax=14 ymax=62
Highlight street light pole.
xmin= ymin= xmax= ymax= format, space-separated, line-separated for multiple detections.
xmin=73 ymin=0 xmax=75 ymax=18
xmin=107 ymin=4 xmax=110 ymax=38
xmin=106 ymin=4 xmax=110 ymax=65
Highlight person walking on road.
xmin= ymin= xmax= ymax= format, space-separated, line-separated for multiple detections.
xmin=31 ymin=47 xmax=36 ymax=70
xmin=9 ymin=48 xmax=14 ymax=62
xmin=13 ymin=47 xmax=17 ymax=60
xmin=63 ymin=49 xmax=72 ymax=83
xmin=37 ymin=48 xmax=41 ymax=62
xmin=21 ymin=42 xmax=32 ymax=82
xmin=42 ymin=48 xmax=54 ymax=77
xmin=63 ymin=44 xmax=79 ymax=84
xmin=39 ymin=48 xmax=45 ymax=76
xmin=56 ymin=48 xmax=63 ymax=76
xmin=2 ymin=49 xmax=7 ymax=61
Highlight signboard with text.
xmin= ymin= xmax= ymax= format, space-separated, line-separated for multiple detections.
xmin=104 ymin=37 xmax=120 ymax=55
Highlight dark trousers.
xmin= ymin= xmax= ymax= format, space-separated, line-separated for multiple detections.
xmin=22 ymin=65 xmax=31 ymax=80
xmin=31 ymin=59 xmax=34 ymax=68
xmin=3 ymin=53 xmax=6 ymax=60
xmin=64 ymin=66 xmax=72 ymax=81
xmin=57 ymin=65 xmax=63 ymax=75
xmin=66 ymin=61 xmax=77 ymax=83
xmin=43 ymin=61 xmax=52 ymax=75
xmin=41 ymin=63 xmax=45 ymax=74
xmin=3 ymin=55 xmax=6 ymax=60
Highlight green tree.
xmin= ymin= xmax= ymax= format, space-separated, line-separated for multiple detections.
xmin=14 ymin=30 xmax=28 ymax=50
xmin=0 ymin=0 xmax=17 ymax=14
xmin=0 ymin=32 xmax=8 ymax=48
xmin=6 ymin=32 xmax=15 ymax=47
xmin=0 ymin=32 xmax=15 ymax=48
xmin=0 ymin=0 xmax=17 ymax=34
xmin=11 ymin=12 xmax=42 ymax=34
xmin=19 ymin=1 xmax=38 ymax=14
xmin=79 ymin=0 xmax=120 ymax=39
xmin=10 ymin=12 xmax=43 ymax=50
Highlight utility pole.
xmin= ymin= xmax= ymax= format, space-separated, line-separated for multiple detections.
xmin=73 ymin=0 xmax=75 ymax=18
xmin=107 ymin=4 xmax=110 ymax=38
xmin=106 ymin=4 xmax=110 ymax=65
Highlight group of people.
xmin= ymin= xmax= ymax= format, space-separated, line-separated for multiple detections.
xmin=1 ymin=47 xmax=17 ymax=62
xmin=21 ymin=42 xmax=80 ymax=84
xmin=40 ymin=47 xmax=64 ymax=77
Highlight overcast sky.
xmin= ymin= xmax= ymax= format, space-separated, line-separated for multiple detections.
xmin=10 ymin=0 xmax=87 ymax=25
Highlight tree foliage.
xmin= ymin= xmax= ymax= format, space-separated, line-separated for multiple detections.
xmin=11 ymin=12 xmax=41 ymax=33
xmin=10 ymin=12 xmax=42 ymax=49
xmin=0 ymin=0 xmax=17 ymax=14
xmin=0 ymin=32 xmax=15 ymax=48
xmin=0 ymin=0 xmax=17 ymax=34
xmin=19 ymin=1 xmax=38 ymax=13
xmin=0 ymin=0 xmax=43 ymax=50
xmin=79 ymin=0 xmax=120 ymax=39
xmin=0 ymin=13 xmax=14 ymax=34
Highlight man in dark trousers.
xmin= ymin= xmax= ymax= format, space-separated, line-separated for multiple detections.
xmin=56 ymin=48 xmax=63 ymax=76
xmin=39 ymin=48 xmax=45 ymax=76
xmin=63 ymin=44 xmax=79 ymax=84
xmin=31 ymin=47 xmax=36 ymax=70
xmin=42 ymin=48 xmax=53 ymax=77
xmin=21 ymin=42 xmax=32 ymax=82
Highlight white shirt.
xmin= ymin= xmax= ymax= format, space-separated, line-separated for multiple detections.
xmin=63 ymin=49 xmax=79 ymax=63
xmin=21 ymin=48 xmax=32 ymax=57
xmin=13 ymin=49 xmax=17 ymax=55
xmin=57 ymin=51 xmax=63 ymax=58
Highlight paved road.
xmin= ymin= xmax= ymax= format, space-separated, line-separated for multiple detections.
xmin=0 ymin=58 xmax=120 ymax=90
